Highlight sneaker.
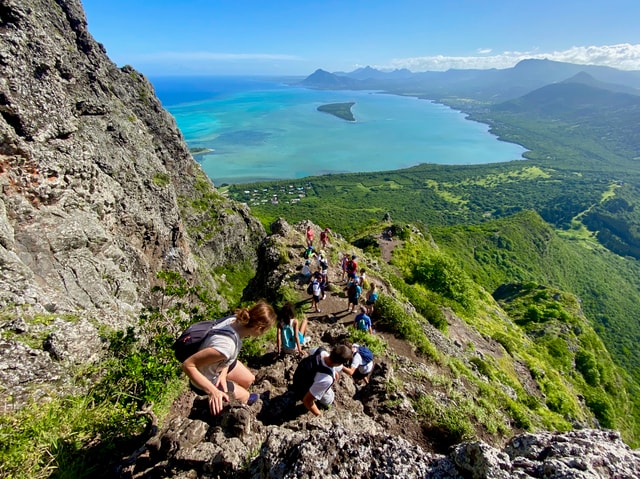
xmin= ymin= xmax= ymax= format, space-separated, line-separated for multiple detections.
xmin=247 ymin=393 xmax=259 ymax=406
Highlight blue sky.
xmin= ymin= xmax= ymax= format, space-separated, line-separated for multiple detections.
xmin=82 ymin=0 xmax=640 ymax=76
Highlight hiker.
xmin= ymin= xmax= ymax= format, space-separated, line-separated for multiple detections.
xmin=291 ymin=344 xmax=353 ymax=416
xmin=365 ymin=283 xmax=379 ymax=315
xmin=301 ymin=259 xmax=312 ymax=279
xmin=320 ymin=227 xmax=331 ymax=249
xmin=306 ymin=225 xmax=315 ymax=247
xmin=303 ymin=245 xmax=316 ymax=260
xmin=276 ymin=302 xmax=308 ymax=356
xmin=340 ymin=252 xmax=350 ymax=282
xmin=310 ymin=271 xmax=322 ymax=312
xmin=358 ymin=268 xmax=366 ymax=287
xmin=179 ymin=301 xmax=276 ymax=415
xmin=346 ymin=255 xmax=358 ymax=280
xmin=317 ymin=251 xmax=329 ymax=274
xmin=343 ymin=343 xmax=374 ymax=384
xmin=318 ymin=267 xmax=328 ymax=300
xmin=345 ymin=276 xmax=362 ymax=313
xmin=354 ymin=306 xmax=373 ymax=333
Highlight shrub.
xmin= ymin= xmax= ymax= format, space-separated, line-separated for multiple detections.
xmin=374 ymin=295 xmax=440 ymax=361
xmin=409 ymin=252 xmax=475 ymax=309
xmin=584 ymin=390 xmax=616 ymax=429
xmin=575 ymin=349 xmax=601 ymax=386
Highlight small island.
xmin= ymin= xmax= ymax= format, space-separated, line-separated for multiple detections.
xmin=317 ymin=102 xmax=356 ymax=122
xmin=189 ymin=147 xmax=213 ymax=156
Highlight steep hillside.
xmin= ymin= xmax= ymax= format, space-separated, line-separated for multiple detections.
xmin=116 ymin=219 xmax=639 ymax=478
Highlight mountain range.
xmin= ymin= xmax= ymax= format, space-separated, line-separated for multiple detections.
xmin=300 ymin=59 xmax=640 ymax=101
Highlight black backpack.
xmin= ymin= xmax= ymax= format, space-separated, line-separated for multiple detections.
xmin=172 ymin=316 xmax=239 ymax=363
xmin=290 ymin=347 xmax=333 ymax=400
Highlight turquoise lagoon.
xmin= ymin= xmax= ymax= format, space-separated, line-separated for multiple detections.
xmin=152 ymin=76 xmax=526 ymax=185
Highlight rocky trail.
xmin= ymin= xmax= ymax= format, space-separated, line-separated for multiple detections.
xmin=119 ymin=224 xmax=640 ymax=478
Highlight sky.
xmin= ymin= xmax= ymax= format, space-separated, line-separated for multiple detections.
xmin=81 ymin=0 xmax=640 ymax=77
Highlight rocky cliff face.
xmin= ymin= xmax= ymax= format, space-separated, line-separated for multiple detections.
xmin=0 ymin=0 xmax=264 ymax=407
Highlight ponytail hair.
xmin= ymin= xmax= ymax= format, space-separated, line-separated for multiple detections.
xmin=235 ymin=300 xmax=276 ymax=330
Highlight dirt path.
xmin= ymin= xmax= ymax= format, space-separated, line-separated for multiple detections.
xmin=301 ymin=232 xmax=402 ymax=330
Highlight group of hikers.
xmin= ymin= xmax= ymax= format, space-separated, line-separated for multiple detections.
xmin=173 ymin=224 xmax=379 ymax=418
xmin=174 ymin=301 xmax=375 ymax=418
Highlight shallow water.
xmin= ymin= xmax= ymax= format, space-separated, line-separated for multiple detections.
xmin=152 ymin=76 xmax=526 ymax=185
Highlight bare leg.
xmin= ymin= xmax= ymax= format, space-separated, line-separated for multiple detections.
xmin=227 ymin=361 xmax=255 ymax=390
xmin=231 ymin=383 xmax=250 ymax=403
xmin=299 ymin=318 xmax=308 ymax=336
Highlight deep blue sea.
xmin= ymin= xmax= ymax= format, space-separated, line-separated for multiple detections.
xmin=151 ymin=76 xmax=526 ymax=185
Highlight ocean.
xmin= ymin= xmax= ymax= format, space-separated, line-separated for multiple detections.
xmin=151 ymin=76 xmax=526 ymax=185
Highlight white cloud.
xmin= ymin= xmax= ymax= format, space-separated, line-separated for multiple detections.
xmin=382 ymin=43 xmax=640 ymax=72
xmin=477 ymin=48 xmax=492 ymax=55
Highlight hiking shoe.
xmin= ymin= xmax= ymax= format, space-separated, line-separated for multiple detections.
xmin=247 ymin=393 xmax=259 ymax=406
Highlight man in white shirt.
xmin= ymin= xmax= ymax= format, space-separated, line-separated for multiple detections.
xmin=291 ymin=344 xmax=353 ymax=416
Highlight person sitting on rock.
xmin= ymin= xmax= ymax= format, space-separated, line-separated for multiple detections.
xmin=342 ymin=343 xmax=375 ymax=384
xmin=276 ymin=302 xmax=308 ymax=356
xmin=291 ymin=344 xmax=353 ymax=416
xmin=180 ymin=301 xmax=276 ymax=415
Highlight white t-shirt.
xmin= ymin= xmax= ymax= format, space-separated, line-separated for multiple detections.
xmin=351 ymin=351 xmax=374 ymax=374
xmin=308 ymin=349 xmax=342 ymax=400
xmin=196 ymin=317 xmax=240 ymax=383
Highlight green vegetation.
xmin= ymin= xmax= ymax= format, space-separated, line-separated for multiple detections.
xmin=317 ymin=102 xmax=356 ymax=121
xmin=0 ymin=270 xmax=244 ymax=479
xmin=152 ymin=172 xmax=170 ymax=187
xmin=225 ymin=85 xmax=640 ymax=445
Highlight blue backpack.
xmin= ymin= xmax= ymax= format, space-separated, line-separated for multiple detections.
xmin=357 ymin=346 xmax=373 ymax=365
xmin=356 ymin=316 xmax=369 ymax=331
xmin=282 ymin=323 xmax=296 ymax=350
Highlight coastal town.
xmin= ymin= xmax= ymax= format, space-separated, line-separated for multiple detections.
xmin=225 ymin=182 xmax=314 ymax=206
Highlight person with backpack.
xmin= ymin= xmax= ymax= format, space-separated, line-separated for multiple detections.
xmin=340 ymin=251 xmax=350 ymax=283
xmin=365 ymin=283 xmax=379 ymax=316
xmin=176 ymin=301 xmax=276 ymax=416
xmin=320 ymin=227 xmax=331 ymax=249
xmin=310 ymin=271 xmax=322 ymax=313
xmin=345 ymin=276 xmax=362 ymax=313
xmin=346 ymin=255 xmax=358 ymax=281
xmin=343 ymin=343 xmax=375 ymax=384
xmin=354 ymin=306 xmax=373 ymax=334
xmin=290 ymin=344 xmax=353 ymax=416
xmin=276 ymin=302 xmax=308 ymax=356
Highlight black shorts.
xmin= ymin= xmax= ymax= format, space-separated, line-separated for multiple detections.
xmin=190 ymin=360 xmax=238 ymax=395
xmin=353 ymin=369 xmax=371 ymax=382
